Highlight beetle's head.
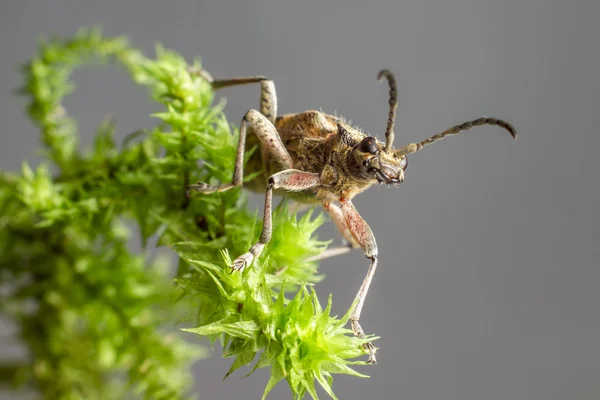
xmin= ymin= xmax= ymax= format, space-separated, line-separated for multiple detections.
xmin=340 ymin=69 xmax=517 ymax=187
xmin=344 ymin=133 xmax=407 ymax=186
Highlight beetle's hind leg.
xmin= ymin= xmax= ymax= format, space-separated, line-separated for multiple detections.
xmin=188 ymin=67 xmax=277 ymax=124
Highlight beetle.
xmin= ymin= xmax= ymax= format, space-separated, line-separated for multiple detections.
xmin=187 ymin=67 xmax=517 ymax=364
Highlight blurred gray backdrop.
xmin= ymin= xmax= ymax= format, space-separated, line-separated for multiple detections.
xmin=1 ymin=0 xmax=599 ymax=399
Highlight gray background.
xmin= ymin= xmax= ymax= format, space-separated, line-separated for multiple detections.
xmin=1 ymin=0 xmax=599 ymax=399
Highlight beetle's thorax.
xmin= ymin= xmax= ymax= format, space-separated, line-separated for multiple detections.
xmin=315 ymin=125 xmax=381 ymax=202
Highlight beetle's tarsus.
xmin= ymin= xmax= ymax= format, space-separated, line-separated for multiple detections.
xmin=365 ymin=342 xmax=377 ymax=365
xmin=230 ymin=252 xmax=253 ymax=272
xmin=187 ymin=182 xmax=236 ymax=195
xmin=187 ymin=182 xmax=215 ymax=193
xmin=351 ymin=319 xmax=377 ymax=364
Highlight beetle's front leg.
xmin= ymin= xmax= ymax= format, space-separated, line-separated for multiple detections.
xmin=187 ymin=109 xmax=292 ymax=195
xmin=339 ymin=200 xmax=379 ymax=364
xmin=231 ymin=169 xmax=321 ymax=271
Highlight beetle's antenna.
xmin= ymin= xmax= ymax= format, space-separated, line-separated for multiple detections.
xmin=394 ymin=117 xmax=517 ymax=156
xmin=377 ymin=69 xmax=398 ymax=152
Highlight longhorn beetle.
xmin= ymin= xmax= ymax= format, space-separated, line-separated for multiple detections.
xmin=187 ymin=68 xmax=517 ymax=364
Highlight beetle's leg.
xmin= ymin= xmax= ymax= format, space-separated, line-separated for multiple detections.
xmin=306 ymin=202 xmax=360 ymax=262
xmin=188 ymin=68 xmax=277 ymax=123
xmin=187 ymin=109 xmax=292 ymax=195
xmin=339 ymin=200 xmax=379 ymax=364
xmin=231 ymin=169 xmax=321 ymax=271
xmin=306 ymin=246 xmax=353 ymax=262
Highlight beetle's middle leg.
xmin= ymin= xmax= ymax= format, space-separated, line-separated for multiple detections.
xmin=231 ymin=169 xmax=321 ymax=271
xmin=187 ymin=109 xmax=292 ymax=195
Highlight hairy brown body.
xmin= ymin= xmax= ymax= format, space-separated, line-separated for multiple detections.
xmin=246 ymin=111 xmax=378 ymax=203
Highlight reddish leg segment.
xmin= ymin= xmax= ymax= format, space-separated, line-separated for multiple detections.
xmin=306 ymin=202 xmax=360 ymax=262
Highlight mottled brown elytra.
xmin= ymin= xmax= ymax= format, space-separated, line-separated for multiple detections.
xmin=187 ymin=67 xmax=517 ymax=364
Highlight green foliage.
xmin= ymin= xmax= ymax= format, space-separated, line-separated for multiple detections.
xmin=180 ymin=253 xmax=372 ymax=400
xmin=0 ymin=28 xmax=375 ymax=399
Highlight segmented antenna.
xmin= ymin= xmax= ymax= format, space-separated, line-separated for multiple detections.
xmin=417 ymin=117 xmax=517 ymax=150
xmin=377 ymin=69 xmax=398 ymax=152
xmin=394 ymin=117 xmax=517 ymax=156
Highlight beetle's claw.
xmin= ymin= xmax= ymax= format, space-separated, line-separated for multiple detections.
xmin=230 ymin=252 xmax=253 ymax=273
xmin=363 ymin=342 xmax=377 ymax=364
xmin=186 ymin=182 xmax=219 ymax=195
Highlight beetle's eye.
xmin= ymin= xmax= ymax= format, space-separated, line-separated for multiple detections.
xmin=358 ymin=136 xmax=379 ymax=155
xmin=400 ymin=156 xmax=407 ymax=170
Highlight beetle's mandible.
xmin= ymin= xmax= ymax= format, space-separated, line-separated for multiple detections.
xmin=187 ymin=67 xmax=517 ymax=364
